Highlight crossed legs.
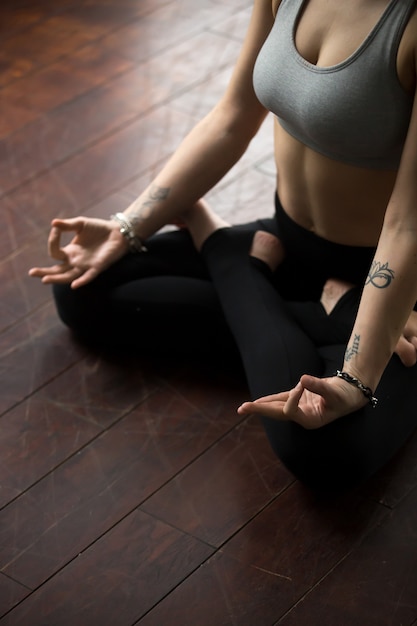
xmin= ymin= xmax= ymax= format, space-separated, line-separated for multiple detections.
xmin=183 ymin=200 xmax=417 ymax=491
xmin=182 ymin=199 xmax=354 ymax=319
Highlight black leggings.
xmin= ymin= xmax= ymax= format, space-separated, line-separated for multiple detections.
xmin=53 ymin=195 xmax=417 ymax=491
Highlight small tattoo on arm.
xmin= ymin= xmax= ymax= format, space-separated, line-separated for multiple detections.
xmin=344 ymin=333 xmax=361 ymax=362
xmin=143 ymin=184 xmax=170 ymax=207
xmin=365 ymin=260 xmax=395 ymax=289
xmin=131 ymin=184 xmax=171 ymax=225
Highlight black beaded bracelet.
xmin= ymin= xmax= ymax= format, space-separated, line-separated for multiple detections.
xmin=336 ymin=370 xmax=378 ymax=408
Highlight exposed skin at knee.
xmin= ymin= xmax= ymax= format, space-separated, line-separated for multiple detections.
xmin=320 ymin=278 xmax=355 ymax=315
xmin=249 ymin=230 xmax=285 ymax=272
xmin=250 ymin=232 xmax=356 ymax=317
xmin=181 ymin=199 xmax=230 ymax=251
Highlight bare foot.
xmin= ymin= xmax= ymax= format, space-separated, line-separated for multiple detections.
xmin=250 ymin=230 xmax=285 ymax=272
xmin=181 ymin=199 xmax=229 ymax=250
xmin=320 ymin=278 xmax=355 ymax=315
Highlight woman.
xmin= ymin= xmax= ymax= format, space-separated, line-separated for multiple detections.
xmin=30 ymin=0 xmax=417 ymax=490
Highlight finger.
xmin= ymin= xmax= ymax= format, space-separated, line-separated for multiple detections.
xmin=48 ymin=227 xmax=66 ymax=261
xmin=51 ymin=217 xmax=85 ymax=232
xmin=299 ymin=374 xmax=330 ymax=398
xmin=283 ymin=382 xmax=304 ymax=417
xmin=48 ymin=218 xmax=85 ymax=259
xmin=237 ymin=391 xmax=291 ymax=414
xmin=41 ymin=268 xmax=83 ymax=285
xmin=237 ymin=398 xmax=288 ymax=414
xmin=28 ymin=263 xmax=71 ymax=278
xmin=238 ymin=400 xmax=286 ymax=420
xmin=237 ymin=401 xmax=255 ymax=415
xmin=252 ymin=392 xmax=291 ymax=403
xmin=28 ymin=266 xmax=52 ymax=278
xmin=70 ymin=267 xmax=99 ymax=289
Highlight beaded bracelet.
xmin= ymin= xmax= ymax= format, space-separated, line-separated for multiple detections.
xmin=336 ymin=370 xmax=378 ymax=408
xmin=110 ymin=213 xmax=147 ymax=253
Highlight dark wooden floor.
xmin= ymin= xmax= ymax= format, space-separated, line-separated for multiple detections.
xmin=1 ymin=0 xmax=417 ymax=624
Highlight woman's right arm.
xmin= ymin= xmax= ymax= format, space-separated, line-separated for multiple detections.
xmin=122 ymin=0 xmax=275 ymax=239
xmin=29 ymin=0 xmax=275 ymax=288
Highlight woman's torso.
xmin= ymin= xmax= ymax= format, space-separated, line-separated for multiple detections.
xmin=256 ymin=0 xmax=417 ymax=246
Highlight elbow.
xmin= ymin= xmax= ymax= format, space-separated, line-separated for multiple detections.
xmin=211 ymin=98 xmax=269 ymax=145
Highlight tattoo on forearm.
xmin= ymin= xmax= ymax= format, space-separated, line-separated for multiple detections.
xmin=143 ymin=184 xmax=170 ymax=207
xmin=344 ymin=334 xmax=361 ymax=362
xmin=365 ymin=260 xmax=395 ymax=289
xmin=131 ymin=184 xmax=171 ymax=225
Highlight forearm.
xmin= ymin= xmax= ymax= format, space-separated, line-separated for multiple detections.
xmin=122 ymin=103 xmax=267 ymax=240
xmin=343 ymin=224 xmax=417 ymax=391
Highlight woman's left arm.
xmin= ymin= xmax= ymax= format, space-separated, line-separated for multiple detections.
xmin=342 ymin=81 xmax=417 ymax=396
xmin=239 ymin=84 xmax=417 ymax=428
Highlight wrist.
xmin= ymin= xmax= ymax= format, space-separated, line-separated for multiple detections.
xmin=110 ymin=213 xmax=147 ymax=254
xmin=336 ymin=370 xmax=378 ymax=408
xmin=111 ymin=222 xmax=130 ymax=254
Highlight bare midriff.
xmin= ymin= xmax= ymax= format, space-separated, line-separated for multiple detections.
xmin=274 ymin=120 xmax=398 ymax=247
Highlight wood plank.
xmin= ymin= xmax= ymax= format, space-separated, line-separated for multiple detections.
xmin=100 ymin=0 xmax=252 ymax=64
xmin=0 ymin=303 xmax=85 ymax=417
xmin=0 ymin=194 xmax=46 ymax=265
xmin=207 ymin=164 xmax=276 ymax=224
xmin=137 ymin=550 xmax=294 ymax=626
xmin=142 ymin=415 xmax=293 ymax=546
xmin=276 ymin=486 xmax=417 ymax=626
xmin=0 ymin=30 xmax=241 ymax=195
xmin=0 ymin=84 xmax=140 ymax=195
xmin=0 ymin=509 xmax=213 ymax=625
xmin=0 ymin=6 xmax=47 ymax=41
xmin=44 ymin=4 xmax=146 ymax=40
xmin=1 ymin=21 xmax=96 ymax=69
xmin=0 ymin=0 xmax=250 ymax=138
xmin=0 ymin=240 xmax=53 ymax=333
xmin=138 ymin=485 xmax=388 ymax=625
xmin=0 ymin=0 xmax=170 ymax=89
xmin=171 ymin=65 xmax=237 ymax=120
xmin=157 ymin=359 xmax=248 ymax=422
xmin=0 ymin=574 xmax=29 ymax=619
xmin=209 ymin=6 xmax=253 ymax=42
xmin=0 ymin=380 xmax=242 ymax=588
xmin=0 ymin=95 xmax=38 ymax=141
xmin=359 ymin=430 xmax=417 ymax=509
xmin=222 ymin=483 xmax=388 ymax=592
xmin=80 ymin=170 xmax=158 ymax=220
xmin=0 ymin=353 xmax=156 ymax=508
xmin=1 ymin=105 xmax=196 ymax=259
xmin=0 ymin=44 xmax=134 ymax=139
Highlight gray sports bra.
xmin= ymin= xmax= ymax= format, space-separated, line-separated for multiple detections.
xmin=253 ymin=0 xmax=416 ymax=170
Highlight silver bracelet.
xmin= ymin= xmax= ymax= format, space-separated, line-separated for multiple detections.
xmin=110 ymin=213 xmax=147 ymax=253
xmin=336 ymin=370 xmax=378 ymax=408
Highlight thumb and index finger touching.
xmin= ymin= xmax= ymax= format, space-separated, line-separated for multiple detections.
xmin=28 ymin=218 xmax=85 ymax=278
xmin=47 ymin=218 xmax=84 ymax=260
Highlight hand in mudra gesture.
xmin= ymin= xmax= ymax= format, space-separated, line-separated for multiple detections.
xmin=238 ymin=374 xmax=368 ymax=429
xmin=29 ymin=217 xmax=128 ymax=289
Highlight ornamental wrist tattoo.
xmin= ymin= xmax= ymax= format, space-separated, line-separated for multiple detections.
xmin=365 ymin=260 xmax=395 ymax=289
